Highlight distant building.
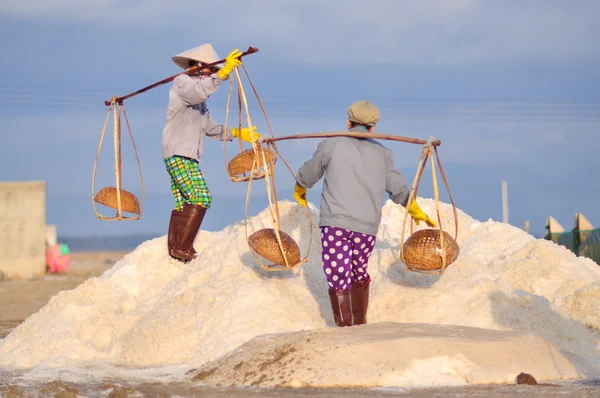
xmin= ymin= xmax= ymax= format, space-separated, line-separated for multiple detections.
xmin=46 ymin=224 xmax=57 ymax=247
xmin=545 ymin=213 xmax=600 ymax=265
xmin=0 ymin=181 xmax=46 ymax=279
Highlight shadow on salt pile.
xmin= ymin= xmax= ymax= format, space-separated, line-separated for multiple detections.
xmin=385 ymin=261 xmax=441 ymax=289
xmin=240 ymin=241 xmax=341 ymax=328
xmin=490 ymin=289 xmax=600 ymax=379
xmin=241 ymin=250 xmax=296 ymax=280
xmin=300 ymin=264 xmax=343 ymax=328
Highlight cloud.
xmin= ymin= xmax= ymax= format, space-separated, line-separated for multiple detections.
xmin=2 ymin=0 xmax=599 ymax=65
xmin=0 ymin=0 xmax=157 ymax=21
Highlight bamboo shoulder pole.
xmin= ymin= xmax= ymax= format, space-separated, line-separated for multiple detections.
xmin=261 ymin=132 xmax=441 ymax=147
xmin=104 ymin=46 xmax=259 ymax=106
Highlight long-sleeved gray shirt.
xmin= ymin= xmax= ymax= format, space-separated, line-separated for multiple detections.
xmin=161 ymin=73 xmax=233 ymax=161
xmin=296 ymin=126 xmax=410 ymax=235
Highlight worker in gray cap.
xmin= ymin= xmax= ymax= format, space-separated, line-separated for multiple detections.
xmin=293 ymin=100 xmax=436 ymax=327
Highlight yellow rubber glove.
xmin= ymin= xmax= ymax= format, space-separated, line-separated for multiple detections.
xmin=231 ymin=126 xmax=261 ymax=143
xmin=293 ymin=184 xmax=307 ymax=207
xmin=216 ymin=48 xmax=242 ymax=80
xmin=407 ymin=200 xmax=437 ymax=227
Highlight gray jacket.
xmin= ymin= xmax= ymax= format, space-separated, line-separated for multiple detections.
xmin=161 ymin=73 xmax=233 ymax=161
xmin=296 ymin=126 xmax=410 ymax=235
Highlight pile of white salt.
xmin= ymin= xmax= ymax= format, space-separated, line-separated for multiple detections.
xmin=1 ymin=198 xmax=600 ymax=388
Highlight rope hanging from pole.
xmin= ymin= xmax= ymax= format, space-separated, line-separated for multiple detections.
xmin=399 ymin=138 xmax=460 ymax=275
xmin=91 ymin=99 xmax=145 ymax=220
xmin=225 ymin=64 xmax=313 ymax=271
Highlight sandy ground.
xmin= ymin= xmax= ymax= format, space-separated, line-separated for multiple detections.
xmin=0 ymin=251 xmax=126 ymax=338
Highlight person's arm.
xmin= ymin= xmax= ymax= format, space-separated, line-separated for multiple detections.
xmin=173 ymin=74 xmax=223 ymax=106
xmin=205 ymin=115 xmax=234 ymax=141
xmin=385 ymin=150 xmax=436 ymax=226
xmin=296 ymin=140 xmax=331 ymax=188
xmin=384 ymin=150 xmax=410 ymax=206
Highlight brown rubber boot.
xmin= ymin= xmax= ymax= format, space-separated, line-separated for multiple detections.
xmin=328 ymin=288 xmax=353 ymax=327
xmin=168 ymin=209 xmax=184 ymax=257
xmin=180 ymin=203 xmax=203 ymax=258
xmin=171 ymin=203 xmax=207 ymax=263
xmin=350 ymin=277 xmax=371 ymax=326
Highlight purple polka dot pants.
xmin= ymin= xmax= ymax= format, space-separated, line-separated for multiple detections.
xmin=320 ymin=226 xmax=376 ymax=290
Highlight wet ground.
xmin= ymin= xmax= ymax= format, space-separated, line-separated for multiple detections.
xmin=1 ymin=377 xmax=600 ymax=397
xmin=0 ymin=320 xmax=21 ymax=339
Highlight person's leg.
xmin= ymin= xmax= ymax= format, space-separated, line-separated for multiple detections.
xmin=350 ymin=232 xmax=376 ymax=325
xmin=187 ymin=161 xmax=212 ymax=210
xmin=167 ymin=156 xmax=211 ymax=262
xmin=321 ymin=226 xmax=353 ymax=327
xmin=167 ymin=177 xmax=186 ymax=258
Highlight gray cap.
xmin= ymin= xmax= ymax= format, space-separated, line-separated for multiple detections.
xmin=347 ymin=100 xmax=380 ymax=126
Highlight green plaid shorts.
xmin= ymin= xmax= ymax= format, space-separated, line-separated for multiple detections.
xmin=164 ymin=156 xmax=212 ymax=210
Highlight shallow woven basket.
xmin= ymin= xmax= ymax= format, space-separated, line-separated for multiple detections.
xmin=248 ymin=228 xmax=301 ymax=267
xmin=93 ymin=186 xmax=141 ymax=215
xmin=227 ymin=147 xmax=275 ymax=178
xmin=402 ymin=229 xmax=460 ymax=272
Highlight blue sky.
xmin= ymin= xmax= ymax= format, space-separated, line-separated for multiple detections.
xmin=1 ymin=0 xmax=599 ymax=238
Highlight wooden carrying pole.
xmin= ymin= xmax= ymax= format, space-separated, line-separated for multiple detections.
xmin=262 ymin=132 xmax=441 ymax=147
xmin=104 ymin=46 xmax=259 ymax=106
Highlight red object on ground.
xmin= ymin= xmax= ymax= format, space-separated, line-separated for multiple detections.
xmin=45 ymin=244 xmax=71 ymax=273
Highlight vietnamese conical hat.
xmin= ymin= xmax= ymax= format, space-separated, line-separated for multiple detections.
xmin=172 ymin=43 xmax=222 ymax=70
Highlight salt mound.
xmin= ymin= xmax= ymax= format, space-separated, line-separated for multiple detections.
xmin=188 ymin=322 xmax=579 ymax=388
xmin=1 ymin=198 xmax=600 ymax=387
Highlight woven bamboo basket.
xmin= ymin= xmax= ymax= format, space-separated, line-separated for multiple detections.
xmin=402 ymin=229 xmax=460 ymax=272
xmin=227 ymin=147 xmax=276 ymax=181
xmin=248 ymin=228 xmax=301 ymax=267
xmin=93 ymin=186 xmax=141 ymax=215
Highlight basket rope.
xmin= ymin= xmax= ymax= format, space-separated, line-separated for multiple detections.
xmin=91 ymin=99 xmax=145 ymax=221
xmin=222 ymin=66 xmax=278 ymax=182
xmin=227 ymin=66 xmax=313 ymax=271
xmin=400 ymin=138 xmax=458 ymax=274
xmin=434 ymin=145 xmax=459 ymax=240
